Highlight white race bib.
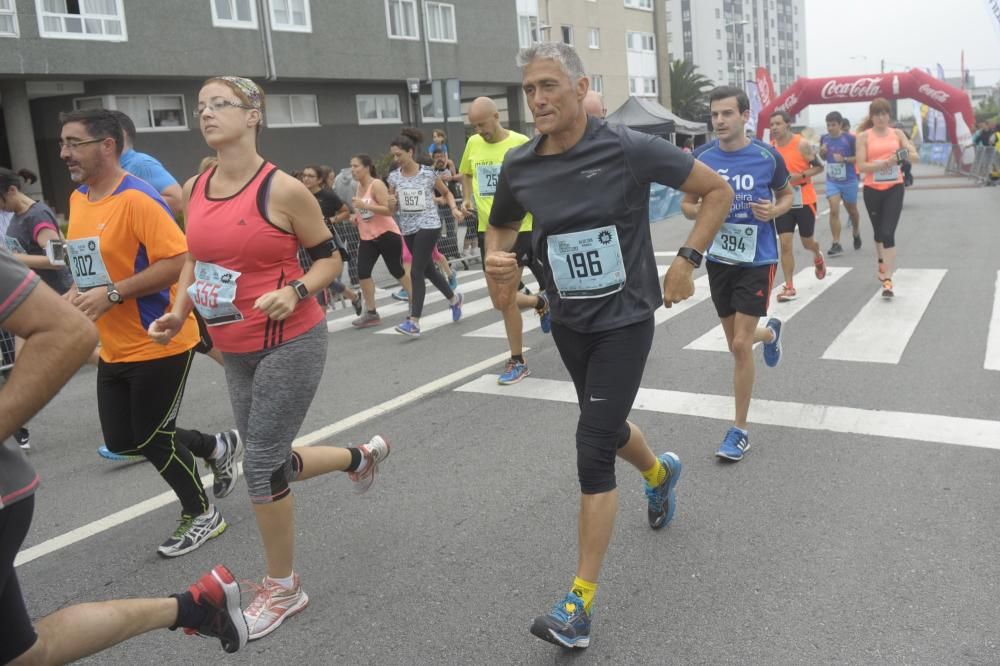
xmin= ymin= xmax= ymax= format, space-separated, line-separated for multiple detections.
xmin=66 ymin=237 xmax=111 ymax=290
xmin=827 ymin=162 xmax=847 ymax=181
xmin=709 ymin=223 xmax=758 ymax=264
xmin=4 ymin=236 xmax=25 ymax=254
xmin=357 ymin=197 xmax=374 ymax=220
xmin=187 ymin=261 xmax=243 ymax=326
xmin=546 ymin=225 xmax=626 ymax=299
xmin=476 ymin=164 xmax=501 ymax=197
xmin=791 ymin=185 xmax=803 ymax=208
xmin=874 ymin=164 xmax=899 ymax=182
xmin=399 ymin=188 xmax=426 ymax=212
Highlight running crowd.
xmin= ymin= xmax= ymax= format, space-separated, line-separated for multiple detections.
xmin=0 ymin=41 xmax=920 ymax=660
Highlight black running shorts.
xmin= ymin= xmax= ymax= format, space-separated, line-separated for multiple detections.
xmin=775 ymin=203 xmax=817 ymax=237
xmin=706 ymin=261 xmax=776 ymax=319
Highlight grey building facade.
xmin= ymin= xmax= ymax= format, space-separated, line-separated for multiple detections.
xmin=0 ymin=0 xmax=523 ymax=213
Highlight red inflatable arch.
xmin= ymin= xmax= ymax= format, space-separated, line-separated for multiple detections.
xmin=756 ymin=69 xmax=975 ymax=146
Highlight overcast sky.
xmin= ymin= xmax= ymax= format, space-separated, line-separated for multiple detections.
xmin=798 ymin=0 xmax=1000 ymax=127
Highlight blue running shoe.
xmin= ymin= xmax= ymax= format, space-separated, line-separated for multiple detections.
xmin=535 ymin=293 xmax=552 ymax=334
xmin=763 ymin=317 xmax=782 ymax=368
xmin=450 ymin=292 xmax=463 ymax=322
xmin=448 ymin=271 xmax=458 ymax=291
xmin=645 ymin=451 xmax=681 ymax=529
xmin=716 ymin=427 xmax=750 ymax=461
xmin=497 ymin=358 xmax=530 ymax=385
xmin=391 ymin=288 xmax=408 ymax=302
xmin=395 ymin=318 xmax=421 ymax=337
xmin=529 ymin=592 xmax=591 ymax=649
xmin=98 ymin=445 xmax=144 ymax=463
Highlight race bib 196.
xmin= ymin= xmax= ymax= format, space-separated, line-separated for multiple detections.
xmin=476 ymin=164 xmax=501 ymax=197
xmin=546 ymin=225 xmax=626 ymax=299
xmin=709 ymin=223 xmax=758 ymax=264
xmin=399 ymin=188 xmax=426 ymax=212
xmin=66 ymin=237 xmax=111 ymax=290
xmin=187 ymin=261 xmax=243 ymax=326
xmin=827 ymin=162 xmax=847 ymax=181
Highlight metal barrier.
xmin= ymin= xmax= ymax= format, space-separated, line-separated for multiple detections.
xmin=942 ymin=144 xmax=998 ymax=185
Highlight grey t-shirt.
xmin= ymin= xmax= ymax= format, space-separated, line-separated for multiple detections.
xmin=387 ymin=166 xmax=442 ymax=235
xmin=5 ymin=201 xmax=73 ymax=294
xmin=0 ymin=248 xmax=40 ymax=509
xmin=489 ymin=116 xmax=695 ymax=333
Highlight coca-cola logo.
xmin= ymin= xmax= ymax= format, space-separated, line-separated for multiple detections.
xmin=758 ymin=76 xmax=772 ymax=100
xmin=918 ymin=83 xmax=950 ymax=103
xmin=775 ymin=94 xmax=798 ymax=113
xmin=820 ymin=77 xmax=883 ymax=100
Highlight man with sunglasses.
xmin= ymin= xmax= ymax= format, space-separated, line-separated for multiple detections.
xmin=59 ymin=108 xmax=242 ymax=558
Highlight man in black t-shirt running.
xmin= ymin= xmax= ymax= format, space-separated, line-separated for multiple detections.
xmin=486 ymin=42 xmax=732 ymax=650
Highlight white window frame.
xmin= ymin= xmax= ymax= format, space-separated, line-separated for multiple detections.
xmin=72 ymin=94 xmax=190 ymax=133
xmin=36 ymin=0 xmax=127 ymax=42
xmin=590 ymin=74 xmax=603 ymax=94
xmin=211 ymin=0 xmax=258 ymax=30
xmin=265 ymin=94 xmax=319 ymax=128
xmin=419 ymin=93 xmax=443 ymax=123
xmin=424 ymin=1 xmax=455 ymax=43
xmin=517 ymin=12 xmax=538 ymax=47
xmin=269 ymin=0 xmax=311 ymax=33
xmin=0 ymin=0 xmax=19 ymax=38
xmin=624 ymin=0 xmax=653 ymax=10
xmin=356 ymin=94 xmax=402 ymax=125
xmin=588 ymin=27 xmax=599 ymax=49
xmin=560 ymin=24 xmax=573 ymax=46
xmin=385 ymin=0 xmax=419 ymax=40
xmin=626 ymin=31 xmax=654 ymax=53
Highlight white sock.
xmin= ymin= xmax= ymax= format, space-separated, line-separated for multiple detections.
xmin=354 ymin=452 xmax=371 ymax=475
xmin=734 ymin=426 xmax=748 ymax=436
xmin=268 ymin=573 xmax=296 ymax=590
xmin=449 ymin=294 xmax=459 ymax=305
xmin=211 ymin=434 xmax=226 ymax=460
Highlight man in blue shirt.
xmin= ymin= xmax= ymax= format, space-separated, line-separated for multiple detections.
xmin=110 ymin=110 xmax=183 ymax=215
xmin=682 ymin=85 xmax=793 ymax=462
xmin=819 ymin=110 xmax=862 ymax=255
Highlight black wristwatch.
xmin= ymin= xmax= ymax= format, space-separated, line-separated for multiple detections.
xmin=289 ymin=279 xmax=309 ymax=301
xmin=106 ymin=283 xmax=123 ymax=304
xmin=677 ymin=246 xmax=703 ymax=268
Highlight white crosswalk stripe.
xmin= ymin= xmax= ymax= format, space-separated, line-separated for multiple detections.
xmin=821 ymin=268 xmax=947 ymax=364
xmin=323 ymin=264 xmax=1000 ymax=370
xmin=685 ymin=266 xmax=851 ymax=352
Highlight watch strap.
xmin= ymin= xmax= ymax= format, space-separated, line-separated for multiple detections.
xmin=289 ymin=279 xmax=308 ymax=300
xmin=678 ymin=246 xmax=703 ymax=268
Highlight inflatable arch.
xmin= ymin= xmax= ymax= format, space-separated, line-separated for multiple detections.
xmin=756 ymin=69 xmax=975 ymax=148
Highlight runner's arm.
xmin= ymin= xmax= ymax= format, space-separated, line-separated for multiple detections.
xmin=855 ymin=131 xmax=885 ymax=173
xmin=680 ymin=192 xmax=701 ymax=220
xmin=160 ymin=183 xmax=184 ymax=217
xmin=0 ymin=278 xmax=97 ymax=441
xmin=676 ymin=160 xmax=733 ymax=252
xmin=271 ymin=172 xmax=341 ymax=297
xmin=896 ymin=129 xmax=920 ymax=163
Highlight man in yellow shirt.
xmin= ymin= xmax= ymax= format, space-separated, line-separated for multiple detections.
xmin=460 ymin=97 xmax=550 ymax=385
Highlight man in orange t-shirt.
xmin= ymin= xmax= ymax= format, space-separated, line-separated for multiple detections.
xmin=61 ymin=108 xmax=241 ymax=558
xmin=769 ymin=111 xmax=826 ymax=302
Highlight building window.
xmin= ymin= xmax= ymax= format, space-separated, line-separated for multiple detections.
xmin=588 ymin=27 xmax=599 ymax=49
xmin=37 ymin=0 xmax=127 ymax=41
xmin=715 ymin=29 xmax=721 ymax=39
xmin=425 ymin=1 xmax=455 ymax=42
xmin=518 ymin=14 xmax=538 ymax=47
xmin=624 ymin=0 xmax=653 ymax=10
xmin=74 ymin=94 xmax=188 ymax=131
xmin=715 ymin=8 xmax=720 ymax=18
xmin=211 ymin=0 xmax=257 ymax=29
xmin=270 ymin=0 xmax=310 ymax=32
xmin=626 ymin=31 xmax=654 ymax=52
xmin=356 ymin=94 xmax=402 ymax=125
xmin=590 ymin=74 xmax=603 ymax=94
xmin=385 ymin=0 xmax=418 ymax=39
xmin=718 ymin=70 xmax=723 ymax=80
xmin=717 ymin=49 xmax=722 ymax=59
xmin=266 ymin=94 xmax=319 ymax=127
xmin=629 ymin=77 xmax=657 ymax=97
xmin=560 ymin=24 xmax=573 ymax=45
xmin=0 ymin=0 xmax=18 ymax=36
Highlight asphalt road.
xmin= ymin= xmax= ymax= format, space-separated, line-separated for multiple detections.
xmin=11 ymin=163 xmax=1000 ymax=665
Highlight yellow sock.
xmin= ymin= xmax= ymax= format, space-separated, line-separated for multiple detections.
xmin=641 ymin=459 xmax=666 ymax=488
xmin=570 ymin=577 xmax=597 ymax=614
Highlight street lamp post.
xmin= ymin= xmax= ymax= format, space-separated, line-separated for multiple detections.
xmin=725 ymin=19 xmax=749 ymax=87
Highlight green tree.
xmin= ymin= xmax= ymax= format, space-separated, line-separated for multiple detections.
xmin=669 ymin=59 xmax=715 ymax=120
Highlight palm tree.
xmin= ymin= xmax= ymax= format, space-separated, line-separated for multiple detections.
xmin=670 ymin=59 xmax=714 ymax=121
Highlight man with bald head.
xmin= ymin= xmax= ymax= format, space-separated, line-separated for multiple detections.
xmin=460 ymin=96 xmax=549 ymax=385
xmin=582 ymin=90 xmax=605 ymax=118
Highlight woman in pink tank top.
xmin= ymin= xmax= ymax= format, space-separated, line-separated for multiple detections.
xmin=148 ymin=76 xmax=392 ymax=641
xmin=348 ymin=153 xmax=411 ymax=328
xmin=856 ymin=97 xmax=918 ymax=299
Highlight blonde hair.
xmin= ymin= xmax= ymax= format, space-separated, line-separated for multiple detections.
xmin=202 ymin=76 xmax=267 ymax=135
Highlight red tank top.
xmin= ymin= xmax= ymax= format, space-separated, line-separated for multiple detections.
xmin=186 ymin=162 xmax=323 ymax=353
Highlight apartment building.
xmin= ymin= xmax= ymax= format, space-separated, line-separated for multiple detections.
xmin=666 ymin=0 xmax=806 ymax=92
xmin=516 ymin=0 xmax=671 ymax=116
xmin=0 ymin=0 xmax=523 ymax=212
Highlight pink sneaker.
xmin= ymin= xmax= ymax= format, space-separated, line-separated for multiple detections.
xmin=243 ymin=574 xmax=309 ymax=641
xmin=183 ymin=564 xmax=248 ymax=653
xmin=348 ymin=435 xmax=391 ymax=494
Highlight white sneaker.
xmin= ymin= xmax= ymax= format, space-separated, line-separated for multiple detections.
xmin=348 ymin=435 xmax=391 ymax=494
xmin=244 ymin=574 xmax=309 ymax=641
xmin=157 ymin=506 xmax=226 ymax=558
